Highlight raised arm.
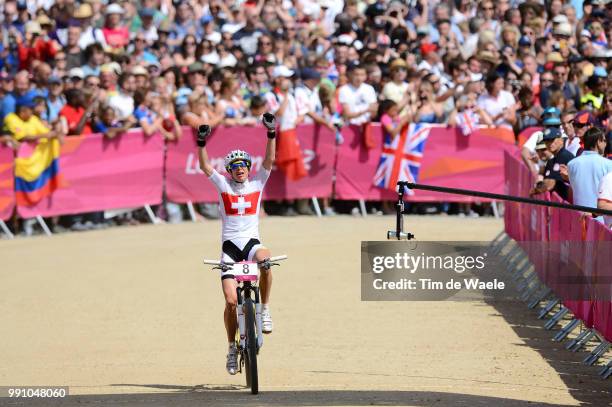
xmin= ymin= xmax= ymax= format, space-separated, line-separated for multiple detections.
xmin=196 ymin=125 xmax=214 ymax=177
xmin=261 ymin=112 xmax=276 ymax=171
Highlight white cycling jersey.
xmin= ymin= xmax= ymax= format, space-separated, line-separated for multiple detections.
xmin=208 ymin=168 xmax=270 ymax=242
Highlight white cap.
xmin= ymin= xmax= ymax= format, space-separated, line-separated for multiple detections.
xmin=272 ymin=65 xmax=294 ymax=78
xmin=68 ymin=67 xmax=84 ymax=79
xmin=552 ymin=14 xmax=568 ymax=24
xmin=105 ymin=4 xmax=124 ymax=15
xmin=553 ymin=22 xmax=572 ymax=37
xmin=131 ymin=65 xmax=148 ymax=76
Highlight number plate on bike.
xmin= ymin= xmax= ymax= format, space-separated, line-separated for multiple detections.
xmin=232 ymin=262 xmax=258 ymax=282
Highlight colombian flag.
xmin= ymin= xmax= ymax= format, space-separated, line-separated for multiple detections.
xmin=14 ymin=139 xmax=62 ymax=206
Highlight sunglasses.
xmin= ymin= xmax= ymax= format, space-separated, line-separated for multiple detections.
xmin=229 ymin=161 xmax=249 ymax=170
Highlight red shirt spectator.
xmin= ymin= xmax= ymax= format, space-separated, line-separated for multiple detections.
xmin=102 ymin=4 xmax=130 ymax=51
xmin=59 ymin=89 xmax=93 ymax=135
xmin=102 ymin=26 xmax=129 ymax=50
xmin=17 ymin=23 xmax=58 ymax=71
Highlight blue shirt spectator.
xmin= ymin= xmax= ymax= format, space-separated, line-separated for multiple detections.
xmin=568 ymin=129 xmax=612 ymax=208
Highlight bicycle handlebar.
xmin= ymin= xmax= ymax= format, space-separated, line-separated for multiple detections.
xmin=203 ymin=255 xmax=288 ymax=266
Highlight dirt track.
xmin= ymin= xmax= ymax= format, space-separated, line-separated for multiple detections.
xmin=1 ymin=215 xmax=610 ymax=406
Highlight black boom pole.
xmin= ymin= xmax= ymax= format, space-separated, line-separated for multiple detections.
xmin=388 ymin=181 xmax=612 ymax=240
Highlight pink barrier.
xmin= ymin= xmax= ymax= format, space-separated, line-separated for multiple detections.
xmin=165 ymin=125 xmax=335 ymax=203
xmin=335 ymin=124 xmax=516 ymax=201
xmin=504 ymin=151 xmax=612 ymax=341
xmin=0 ymin=145 xmax=15 ymax=221
xmin=17 ymin=131 xmax=164 ymax=218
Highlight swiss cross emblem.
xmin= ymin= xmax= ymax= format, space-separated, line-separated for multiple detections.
xmin=221 ymin=192 xmax=259 ymax=216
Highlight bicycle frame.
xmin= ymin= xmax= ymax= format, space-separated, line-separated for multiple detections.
xmin=203 ymin=255 xmax=287 ymax=353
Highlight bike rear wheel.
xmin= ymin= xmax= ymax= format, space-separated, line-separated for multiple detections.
xmin=244 ymin=298 xmax=258 ymax=394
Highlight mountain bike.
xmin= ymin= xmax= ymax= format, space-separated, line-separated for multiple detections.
xmin=203 ymin=255 xmax=287 ymax=395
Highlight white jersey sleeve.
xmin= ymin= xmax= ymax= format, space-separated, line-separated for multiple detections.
xmin=251 ymin=168 xmax=271 ymax=188
xmin=208 ymin=169 xmax=230 ymax=192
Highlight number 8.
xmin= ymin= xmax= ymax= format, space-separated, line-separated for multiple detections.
xmin=243 ymin=264 xmax=249 ymax=274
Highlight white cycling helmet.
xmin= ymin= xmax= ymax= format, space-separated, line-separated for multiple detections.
xmin=224 ymin=149 xmax=252 ymax=172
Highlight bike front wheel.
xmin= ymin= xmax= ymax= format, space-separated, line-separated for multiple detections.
xmin=244 ymin=298 xmax=258 ymax=394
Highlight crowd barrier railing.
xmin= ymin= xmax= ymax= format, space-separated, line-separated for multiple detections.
xmin=504 ymin=150 xmax=612 ymax=342
xmin=0 ymin=124 xmax=518 ymax=222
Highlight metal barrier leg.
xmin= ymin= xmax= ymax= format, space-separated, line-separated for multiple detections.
xmin=583 ymin=341 xmax=610 ymax=366
xmin=506 ymin=251 xmax=526 ymax=274
xmin=538 ymin=298 xmax=560 ymax=319
xmin=490 ymin=231 xmax=505 ymax=247
xmin=599 ymin=360 xmax=612 ymax=379
xmin=186 ymin=201 xmax=197 ymax=222
xmin=553 ymin=318 xmax=580 ymax=342
xmin=358 ymin=199 xmax=367 ymax=217
xmin=36 ymin=215 xmax=52 ymax=236
xmin=569 ymin=329 xmax=595 ymax=352
xmin=528 ymin=287 xmax=552 ymax=309
xmin=0 ymin=220 xmax=14 ymax=239
xmin=517 ymin=270 xmax=537 ymax=292
xmin=544 ymin=306 xmax=568 ymax=330
xmin=566 ymin=327 xmax=590 ymax=350
xmin=521 ymin=282 xmax=541 ymax=302
xmin=491 ymin=201 xmax=500 ymax=219
xmin=502 ymin=246 xmax=522 ymax=266
xmin=511 ymin=260 xmax=530 ymax=281
xmin=311 ymin=197 xmax=322 ymax=218
xmin=491 ymin=234 xmax=511 ymax=256
xmin=144 ymin=205 xmax=162 ymax=224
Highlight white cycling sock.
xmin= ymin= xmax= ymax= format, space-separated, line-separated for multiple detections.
xmin=262 ymin=304 xmax=270 ymax=312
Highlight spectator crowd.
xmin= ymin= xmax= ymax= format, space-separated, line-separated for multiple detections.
xmin=0 ymin=0 xmax=611 ymax=232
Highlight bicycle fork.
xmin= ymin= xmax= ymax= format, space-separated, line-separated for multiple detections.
xmin=235 ymin=285 xmax=264 ymax=351
xmin=236 ymin=287 xmax=246 ymax=350
xmin=254 ymin=287 xmax=263 ymax=350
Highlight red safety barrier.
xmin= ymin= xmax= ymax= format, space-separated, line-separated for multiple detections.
xmin=165 ymin=125 xmax=335 ymax=203
xmin=504 ymin=150 xmax=612 ymax=341
xmin=17 ymin=131 xmax=165 ymax=218
xmin=0 ymin=145 xmax=15 ymax=221
xmin=335 ymin=124 xmax=516 ymax=201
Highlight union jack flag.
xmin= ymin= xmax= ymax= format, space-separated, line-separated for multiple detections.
xmin=456 ymin=110 xmax=478 ymax=137
xmin=372 ymin=123 xmax=431 ymax=194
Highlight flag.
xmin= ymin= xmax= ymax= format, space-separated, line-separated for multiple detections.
xmin=456 ymin=110 xmax=478 ymax=136
xmin=373 ymin=123 xmax=431 ymax=194
xmin=14 ymin=139 xmax=62 ymax=206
